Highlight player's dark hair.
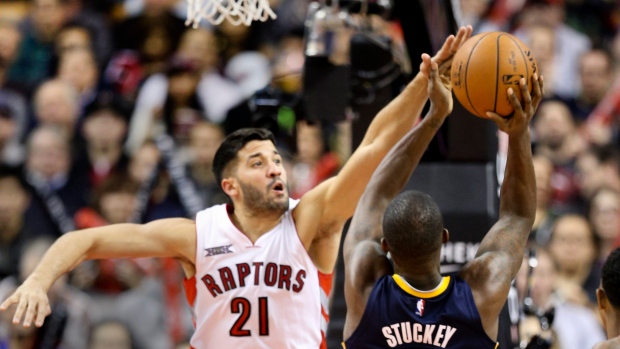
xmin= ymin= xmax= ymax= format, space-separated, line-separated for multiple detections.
xmin=212 ymin=128 xmax=276 ymax=188
xmin=383 ymin=190 xmax=444 ymax=260
xmin=602 ymin=247 xmax=620 ymax=309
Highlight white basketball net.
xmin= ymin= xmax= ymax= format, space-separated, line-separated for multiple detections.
xmin=186 ymin=0 xmax=277 ymax=27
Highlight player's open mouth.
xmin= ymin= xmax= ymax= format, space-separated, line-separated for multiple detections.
xmin=272 ymin=182 xmax=284 ymax=193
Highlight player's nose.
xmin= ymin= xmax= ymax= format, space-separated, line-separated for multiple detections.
xmin=267 ymin=161 xmax=282 ymax=178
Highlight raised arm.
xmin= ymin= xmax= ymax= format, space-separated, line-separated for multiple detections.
xmin=0 ymin=218 xmax=196 ymax=328
xmin=342 ymin=56 xmax=453 ymax=340
xmin=459 ymin=75 xmax=544 ymax=339
xmin=295 ymin=26 xmax=472 ymax=272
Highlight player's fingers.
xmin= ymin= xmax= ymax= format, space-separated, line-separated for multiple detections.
xmin=12 ymin=297 xmax=27 ymax=324
xmin=507 ymin=88 xmax=523 ymax=114
xmin=0 ymin=294 xmax=18 ymax=311
xmin=519 ymin=78 xmax=531 ymax=105
xmin=35 ymin=302 xmax=50 ymax=327
xmin=465 ymin=25 xmax=473 ymax=40
xmin=452 ymin=26 xmax=471 ymax=51
xmin=438 ymin=57 xmax=453 ymax=74
xmin=486 ymin=111 xmax=507 ymax=126
xmin=429 ymin=61 xmax=440 ymax=85
xmin=434 ymin=35 xmax=455 ymax=63
xmin=539 ymin=75 xmax=545 ymax=97
xmin=420 ymin=53 xmax=432 ymax=77
xmin=531 ymin=73 xmax=543 ymax=107
xmin=22 ymin=298 xmax=38 ymax=327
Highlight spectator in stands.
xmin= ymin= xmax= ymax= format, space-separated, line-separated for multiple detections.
xmin=0 ymin=21 xmax=29 ymax=164
xmin=24 ymin=126 xmax=89 ymax=235
xmin=186 ymin=121 xmax=228 ymax=207
xmin=126 ymin=28 xmax=243 ymax=155
xmin=8 ymin=0 xmax=68 ymax=94
xmin=56 ymin=48 xmax=101 ymax=117
xmin=575 ymin=145 xmax=620 ymax=206
xmin=524 ymin=24 xmax=558 ymax=97
xmin=113 ymin=0 xmax=186 ymax=77
xmin=0 ymin=101 xmax=24 ymax=166
xmin=74 ymin=102 xmax=129 ymax=190
xmin=566 ymin=49 xmax=614 ymax=122
xmin=128 ymin=142 xmax=185 ymax=221
xmin=515 ymin=0 xmax=591 ymax=99
xmin=32 ymin=79 xmax=80 ymax=140
xmin=55 ymin=22 xmax=93 ymax=58
xmin=533 ymin=100 xmax=584 ymax=212
xmin=589 ymin=187 xmax=620 ymax=262
xmin=0 ymin=166 xmax=37 ymax=280
xmin=548 ymin=214 xmax=601 ymax=306
xmin=0 ymin=19 xmax=23 ymax=91
xmin=515 ymin=248 xmax=605 ymax=349
xmin=61 ymin=0 xmax=113 ymax=69
xmin=289 ymin=120 xmax=340 ymax=199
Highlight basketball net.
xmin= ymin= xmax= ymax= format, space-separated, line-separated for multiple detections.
xmin=185 ymin=0 xmax=277 ymax=27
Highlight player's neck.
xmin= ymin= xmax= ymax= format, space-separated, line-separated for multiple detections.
xmin=228 ymin=206 xmax=284 ymax=243
xmin=393 ymin=263 xmax=443 ymax=292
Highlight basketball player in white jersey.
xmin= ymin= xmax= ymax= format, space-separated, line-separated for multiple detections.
xmin=1 ymin=27 xmax=472 ymax=348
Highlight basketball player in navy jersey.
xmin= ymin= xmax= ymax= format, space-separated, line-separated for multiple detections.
xmin=342 ymin=59 xmax=544 ymax=347
xmin=593 ymin=248 xmax=620 ymax=349
xmin=1 ymin=25 xmax=474 ymax=349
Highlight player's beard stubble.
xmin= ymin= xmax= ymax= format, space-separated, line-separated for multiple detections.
xmin=238 ymin=178 xmax=289 ymax=216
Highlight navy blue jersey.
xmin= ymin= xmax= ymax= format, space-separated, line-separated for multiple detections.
xmin=344 ymin=274 xmax=498 ymax=349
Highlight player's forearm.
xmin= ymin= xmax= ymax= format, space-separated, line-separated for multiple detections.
xmin=499 ymin=131 xmax=536 ymax=224
xmin=368 ymin=108 xmax=446 ymax=201
xmin=27 ymin=224 xmax=142 ymax=290
xmin=26 ymin=232 xmax=94 ymax=290
xmin=361 ymin=73 xmax=428 ymax=148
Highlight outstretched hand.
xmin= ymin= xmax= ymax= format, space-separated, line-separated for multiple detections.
xmin=419 ymin=25 xmax=473 ymax=81
xmin=424 ymin=55 xmax=452 ymax=117
xmin=486 ymin=74 xmax=544 ymax=137
xmin=0 ymin=280 xmax=51 ymax=328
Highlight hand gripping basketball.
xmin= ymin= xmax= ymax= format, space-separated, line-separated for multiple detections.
xmin=451 ymin=32 xmax=539 ymax=119
xmin=486 ymin=73 xmax=544 ymax=136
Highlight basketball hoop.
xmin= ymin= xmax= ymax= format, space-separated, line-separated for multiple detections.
xmin=185 ymin=0 xmax=277 ymax=27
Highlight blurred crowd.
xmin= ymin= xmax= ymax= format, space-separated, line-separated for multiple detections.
xmin=0 ymin=0 xmax=618 ymax=348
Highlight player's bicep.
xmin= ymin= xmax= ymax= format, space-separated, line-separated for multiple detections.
xmin=475 ymin=217 xmax=530 ymax=277
xmin=86 ymin=218 xmax=196 ymax=263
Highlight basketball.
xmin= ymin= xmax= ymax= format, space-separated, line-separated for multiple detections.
xmin=451 ymin=32 xmax=538 ymax=119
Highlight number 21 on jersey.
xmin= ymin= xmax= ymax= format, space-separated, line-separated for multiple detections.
xmin=230 ymin=297 xmax=269 ymax=336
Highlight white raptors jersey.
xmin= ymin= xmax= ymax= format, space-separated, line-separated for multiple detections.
xmin=185 ymin=199 xmax=330 ymax=348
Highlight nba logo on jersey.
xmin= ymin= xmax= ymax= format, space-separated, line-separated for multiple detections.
xmin=416 ymin=299 xmax=425 ymax=316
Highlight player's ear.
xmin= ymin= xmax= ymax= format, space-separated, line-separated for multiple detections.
xmin=597 ymin=287 xmax=609 ymax=331
xmin=597 ymin=287 xmax=607 ymax=312
xmin=221 ymin=177 xmax=238 ymax=197
xmin=442 ymin=229 xmax=449 ymax=243
xmin=380 ymin=238 xmax=390 ymax=253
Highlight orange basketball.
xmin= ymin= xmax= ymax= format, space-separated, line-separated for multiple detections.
xmin=451 ymin=32 xmax=538 ymax=119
